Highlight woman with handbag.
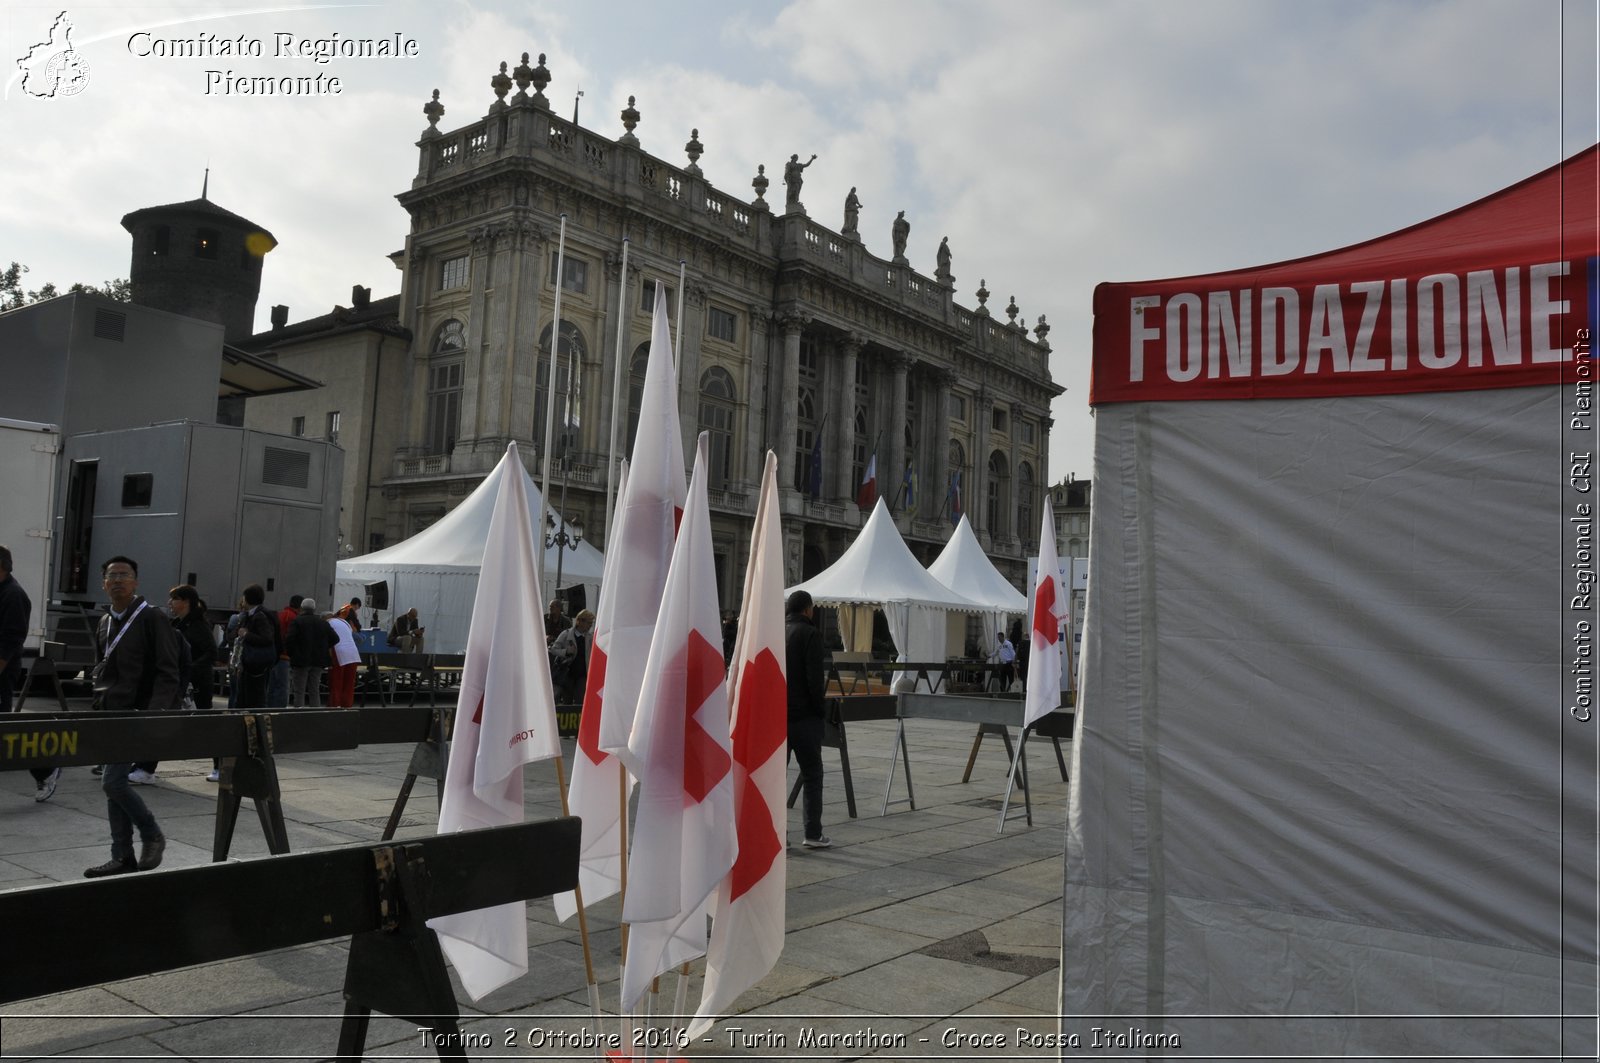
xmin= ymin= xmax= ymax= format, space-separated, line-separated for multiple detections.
xmin=235 ymin=583 xmax=278 ymax=709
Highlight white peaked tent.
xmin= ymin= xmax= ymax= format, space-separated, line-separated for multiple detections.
xmin=335 ymin=449 xmax=605 ymax=654
xmin=927 ymin=514 xmax=1028 ymax=642
xmin=1065 ymin=147 xmax=1599 ymax=1057
xmin=787 ymin=497 xmax=983 ymax=662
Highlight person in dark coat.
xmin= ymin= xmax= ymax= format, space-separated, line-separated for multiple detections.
xmin=167 ymin=585 xmax=216 ymax=711
xmin=785 ymin=590 xmax=830 ymax=849
xmin=286 ymin=598 xmax=335 ymax=706
xmin=84 ymin=556 xmax=180 ymax=877
xmin=0 ymin=545 xmax=60 ymax=800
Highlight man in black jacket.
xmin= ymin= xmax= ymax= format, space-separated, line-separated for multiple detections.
xmin=786 ymin=590 xmax=830 ymax=849
xmin=0 ymin=545 xmax=60 ymax=800
xmin=85 ymin=555 xmax=180 ymax=877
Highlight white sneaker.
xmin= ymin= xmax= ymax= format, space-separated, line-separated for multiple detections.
xmin=206 ymin=770 xmax=221 ymax=783
xmin=802 ymin=835 xmax=833 ymax=849
xmin=35 ymin=767 xmax=62 ymax=802
xmin=127 ymin=768 xmax=156 ymax=785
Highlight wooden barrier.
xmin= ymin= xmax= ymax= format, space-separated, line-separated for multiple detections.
xmin=0 ymin=818 xmax=582 ymax=1061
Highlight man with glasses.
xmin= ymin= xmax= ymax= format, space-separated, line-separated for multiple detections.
xmin=84 ymin=556 xmax=181 ymax=877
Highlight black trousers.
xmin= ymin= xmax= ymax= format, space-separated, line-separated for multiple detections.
xmin=788 ymin=713 xmax=825 ymax=841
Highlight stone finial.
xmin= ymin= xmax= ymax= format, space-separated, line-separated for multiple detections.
xmin=975 ymin=279 xmax=990 ymax=316
xmin=1034 ymin=314 xmax=1050 ymax=347
xmin=513 ymin=53 xmax=534 ymax=96
xmin=423 ymin=88 xmax=445 ymax=132
xmin=620 ymin=95 xmax=641 ymax=144
xmin=752 ymin=164 xmax=769 ymax=210
xmin=490 ymin=61 xmax=512 ymax=105
xmin=1005 ymin=295 xmax=1019 ymax=325
xmin=531 ymin=53 xmax=551 ymax=107
xmin=684 ymin=128 xmax=703 ymax=176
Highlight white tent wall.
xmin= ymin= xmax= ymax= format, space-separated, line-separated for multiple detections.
xmin=1061 ymin=386 xmax=1597 ymax=1055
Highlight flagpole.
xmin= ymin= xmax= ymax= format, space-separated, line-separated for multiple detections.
xmin=537 ymin=214 xmax=570 ymax=596
xmin=604 ymin=235 xmax=631 ymax=547
xmin=550 ymin=753 xmax=605 ymax=1053
xmin=672 ymin=260 xmax=687 ymax=368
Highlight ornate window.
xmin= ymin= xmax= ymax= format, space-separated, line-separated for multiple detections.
xmin=439 ymin=255 xmax=468 ymax=291
xmin=707 ymin=306 xmax=737 ymax=343
xmin=549 ymin=252 xmax=588 ymax=294
xmin=625 ymin=345 xmax=650 ymax=455
xmin=641 ymin=282 xmax=675 ymax=316
xmin=535 ymin=322 xmax=586 ymax=461
xmin=987 ymin=450 xmax=1010 ymax=538
xmin=425 ymin=319 xmax=465 ymax=457
xmin=795 ymin=337 xmax=821 ymax=493
xmin=1017 ymin=461 xmax=1035 ymax=546
xmin=698 ymin=367 xmax=736 ymax=490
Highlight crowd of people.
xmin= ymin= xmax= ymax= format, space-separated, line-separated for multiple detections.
xmin=1 ymin=543 xmax=842 ymax=878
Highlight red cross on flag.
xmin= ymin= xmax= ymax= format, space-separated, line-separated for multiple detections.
xmin=554 ymin=461 xmax=633 ymax=924
xmin=1025 ymin=503 xmax=1065 ymax=729
xmin=618 ymin=433 xmax=736 ymax=1012
xmin=689 ymin=451 xmax=787 ymax=1038
xmin=426 ymin=442 xmax=562 ymax=1001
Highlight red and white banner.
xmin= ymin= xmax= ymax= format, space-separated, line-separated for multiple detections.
xmin=689 ymin=451 xmax=787 ymax=1038
xmin=619 ymin=433 xmax=736 ymax=1012
xmin=597 ymin=285 xmax=688 ymax=757
xmin=427 ymin=442 xmax=562 ymax=1001
xmin=856 ymin=452 xmax=877 ymax=509
xmin=1024 ymin=504 xmax=1064 ymax=730
xmin=1092 ymin=147 xmax=1600 ymax=404
xmin=555 ymin=461 xmax=631 ymax=923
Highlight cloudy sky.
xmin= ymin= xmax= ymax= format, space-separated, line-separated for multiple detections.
xmin=2 ymin=0 xmax=1595 ymax=479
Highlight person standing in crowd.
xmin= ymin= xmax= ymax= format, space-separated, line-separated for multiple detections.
xmin=786 ymin=590 xmax=831 ymax=849
xmin=337 ymin=597 xmax=364 ymax=630
xmin=544 ymin=598 xmax=571 ymax=645
xmin=721 ymin=610 xmax=739 ymax=666
xmin=388 ymin=607 xmax=425 ymax=654
xmin=0 ymin=545 xmax=61 ymax=801
xmin=85 ymin=556 xmax=179 ymax=877
xmin=993 ymin=630 xmax=1016 ymax=690
xmin=234 ymin=584 xmax=277 ymax=709
xmin=549 ymin=608 xmax=594 ymax=704
xmin=268 ymin=593 xmax=300 ymax=708
xmin=287 ymin=598 xmax=333 ymax=706
xmin=169 ymin=584 xmax=218 ymax=781
xmin=326 ymin=606 xmax=360 ymax=708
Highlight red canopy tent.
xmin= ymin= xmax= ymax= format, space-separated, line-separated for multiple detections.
xmin=1064 ymin=147 xmax=1598 ymax=1058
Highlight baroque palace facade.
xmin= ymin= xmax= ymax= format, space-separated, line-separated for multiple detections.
xmin=244 ymin=55 xmax=1061 ymax=597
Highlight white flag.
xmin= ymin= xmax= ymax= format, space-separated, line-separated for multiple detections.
xmin=1024 ymin=503 xmax=1065 ymax=729
xmin=555 ymin=461 xmax=632 ymax=922
xmin=618 ymin=434 xmax=736 ymax=1011
xmin=597 ymin=284 xmax=688 ymax=757
xmin=689 ymin=451 xmax=787 ymax=1038
xmin=426 ymin=443 xmax=562 ymax=1001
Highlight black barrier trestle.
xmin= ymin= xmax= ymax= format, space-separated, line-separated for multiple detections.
xmin=381 ymin=706 xmax=453 ymax=841
xmin=785 ymin=696 xmax=860 ymax=819
xmin=339 ymin=844 xmax=468 ymax=1061
xmin=212 ymin=713 xmax=292 ymax=860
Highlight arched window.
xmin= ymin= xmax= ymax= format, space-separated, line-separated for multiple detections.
xmin=625 ymin=344 xmax=650 ymax=455
xmin=536 ymin=322 xmax=586 ymax=461
xmin=699 ymin=366 xmax=736 ymax=490
xmin=852 ymin=406 xmax=868 ymax=486
xmin=1017 ymin=462 xmax=1035 ymax=546
xmin=949 ymin=439 xmax=968 ymax=521
xmin=425 ymin=319 xmax=466 ymax=456
xmin=987 ymin=450 xmax=1010 ymax=538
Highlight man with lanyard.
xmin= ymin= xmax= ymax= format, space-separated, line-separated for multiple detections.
xmin=85 ymin=556 xmax=181 ymax=877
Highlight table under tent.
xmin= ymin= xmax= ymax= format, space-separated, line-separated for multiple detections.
xmin=334 ymin=447 xmax=605 ymax=655
xmin=1063 ymin=145 xmax=1599 ymax=1057
xmin=787 ymin=498 xmax=984 ymax=684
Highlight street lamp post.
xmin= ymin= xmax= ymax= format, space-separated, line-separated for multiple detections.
xmin=545 ymin=457 xmax=584 ymax=604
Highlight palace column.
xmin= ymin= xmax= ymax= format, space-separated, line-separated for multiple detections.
xmin=776 ymin=312 xmax=806 ymax=491
xmin=885 ymin=351 xmax=910 ymax=512
xmin=741 ymin=307 xmax=771 ymax=489
xmin=972 ymin=384 xmax=992 ymax=538
xmin=834 ymin=334 xmax=861 ymax=500
xmin=932 ymin=368 xmax=953 ymax=520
